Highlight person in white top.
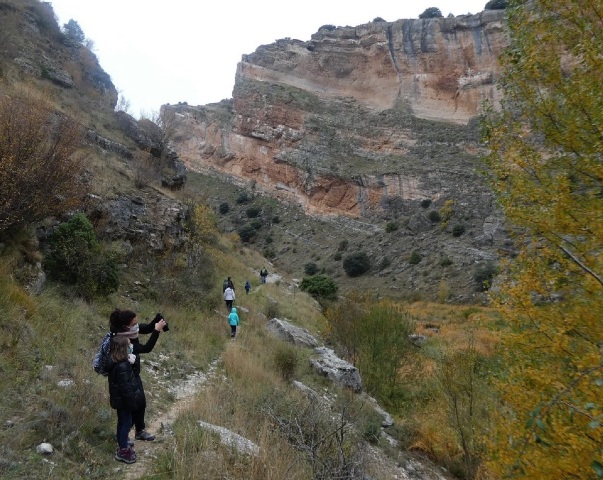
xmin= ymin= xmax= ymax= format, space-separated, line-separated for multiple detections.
xmin=223 ymin=286 xmax=235 ymax=313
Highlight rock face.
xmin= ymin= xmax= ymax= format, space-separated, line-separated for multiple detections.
xmin=167 ymin=10 xmax=507 ymax=217
xmin=165 ymin=11 xmax=512 ymax=301
xmin=239 ymin=11 xmax=506 ymax=124
xmin=1 ymin=1 xmax=118 ymax=108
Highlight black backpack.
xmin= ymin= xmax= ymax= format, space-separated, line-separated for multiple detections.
xmin=92 ymin=333 xmax=113 ymax=376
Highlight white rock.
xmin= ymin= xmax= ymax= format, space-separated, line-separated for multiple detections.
xmin=36 ymin=442 xmax=53 ymax=454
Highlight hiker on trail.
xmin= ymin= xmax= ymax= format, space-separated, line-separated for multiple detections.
xmin=260 ymin=267 xmax=268 ymax=284
xmin=110 ymin=309 xmax=167 ymax=444
xmin=244 ymin=280 xmax=251 ymax=295
xmin=228 ymin=307 xmax=240 ymax=338
xmin=227 ymin=276 xmax=235 ymax=291
xmin=223 ymin=284 xmax=235 ymax=312
xmin=108 ymin=335 xmax=143 ymax=464
xmin=222 ymin=278 xmax=228 ymax=292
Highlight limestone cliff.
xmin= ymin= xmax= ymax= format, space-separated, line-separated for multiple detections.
xmin=169 ymin=10 xmax=507 ymax=217
xmin=167 ymin=10 xmax=511 ymax=301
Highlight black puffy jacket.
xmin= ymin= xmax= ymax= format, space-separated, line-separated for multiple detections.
xmin=108 ymin=360 xmax=143 ymax=411
xmin=130 ymin=322 xmax=161 ymax=376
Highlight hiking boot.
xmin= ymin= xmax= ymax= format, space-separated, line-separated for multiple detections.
xmin=135 ymin=429 xmax=155 ymax=441
xmin=115 ymin=446 xmax=136 ymax=464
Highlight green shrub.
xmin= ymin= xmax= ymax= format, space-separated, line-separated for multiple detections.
xmin=265 ymin=300 xmax=280 ymax=319
xmin=44 ymin=213 xmax=119 ymax=298
xmin=300 ymin=275 xmax=338 ymax=301
xmin=263 ymin=247 xmax=276 ymax=259
xmin=343 ymin=252 xmax=371 ymax=277
xmin=385 ymin=222 xmax=399 ymax=232
xmin=250 ymin=219 xmax=262 ymax=230
xmin=246 ymin=206 xmax=261 ymax=218
xmin=304 ymin=262 xmax=319 ymax=276
xmin=272 ymin=216 xmax=281 ymax=224
xmin=452 ymin=224 xmax=466 ymax=237
xmin=333 ymin=252 xmax=342 ymax=261
xmin=238 ymin=224 xmax=256 ymax=243
xmin=273 ymin=344 xmax=299 ymax=381
xmin=218 ymin=202 xmax=229 ymax=214
xmin=428 ymin=210 xmax=441 ymax=222
xmin=419 ymin=7 xmax=443 ymax=18
xmin=63 ymin=19 xmax=85 ymax=44
xmin=379 ymin=257 xmax=391 ymax=270
xmin=439 ymin=257 xmax=453 ymax=267
xmin=409 ymin=252 xmax=422 ymax=265
xmin=337 ymin=239 xmax=349 ymax=251
xmin=474 ymin=262 xmax=498 ymax=291
xmin=236 ymin=192 xmax=250 ymax=204
xmin=420 ymin=199 xmax=432 ymax=208
xmin=485 ymin=0 xmax=508 ymax=9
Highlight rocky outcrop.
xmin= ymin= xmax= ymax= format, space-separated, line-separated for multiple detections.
xmin=197 ymin=421 xmax=260 ymax=457
xmin=87 ymin=192 xmax=189 ymax=253
xmin=165 ymin=11 xmax=512 ymax=301
xmin=311 ymin=347 xmax=363 ymax=393
xmin=266 ymin=318 xmax=319 ymax=348
xmin=167 ymin=11 xmax=507 ymax=219
xmin=1 ymin=1 xmax=118 ymax=107
xmin=240 ymin=11 xmax=506 ymax=123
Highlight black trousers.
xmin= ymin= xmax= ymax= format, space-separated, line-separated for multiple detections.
xmin=131 ymin=375 xmax=147 ymax=432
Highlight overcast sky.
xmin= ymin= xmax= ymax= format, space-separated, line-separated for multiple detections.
xmin=49 ymin=0 xmax=488 ymax=117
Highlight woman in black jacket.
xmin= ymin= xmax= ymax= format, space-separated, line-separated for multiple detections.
xmin=108 ymin=335 xmax=143 ymax=464
xmin=110 ymin=309 xmax=166 ymax=442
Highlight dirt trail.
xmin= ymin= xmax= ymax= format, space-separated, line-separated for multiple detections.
xmin=122 ymin=360 xmax=220 ymax=479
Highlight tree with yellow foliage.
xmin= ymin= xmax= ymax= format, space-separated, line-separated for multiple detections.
xmin=483 ymin=0 xmax=603 ymax=477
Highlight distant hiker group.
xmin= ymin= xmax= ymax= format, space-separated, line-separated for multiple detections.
xmin=220 ymin=267 xmax=270 ymax=339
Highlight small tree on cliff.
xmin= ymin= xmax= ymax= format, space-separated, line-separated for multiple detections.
xmin=63 ymin=19 xmax=85 ymax=44
xmin=483 ymin=0 xmax=603 ymax=477
xmin=419 ymin=7 xmax=443 ymax=18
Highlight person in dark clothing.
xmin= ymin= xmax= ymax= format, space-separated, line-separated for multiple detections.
xmin=260 ymin=267 xmax=268 ymax=284
xmin=108 ymin=335 xmax=143 ymax=464
xmin=110 ymin=309 xmax=166 ymax=442
xmin=244 ymin=280 xmax=251 ymax=294
xmin=227 ymin=276 xmax=235 ymax=290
